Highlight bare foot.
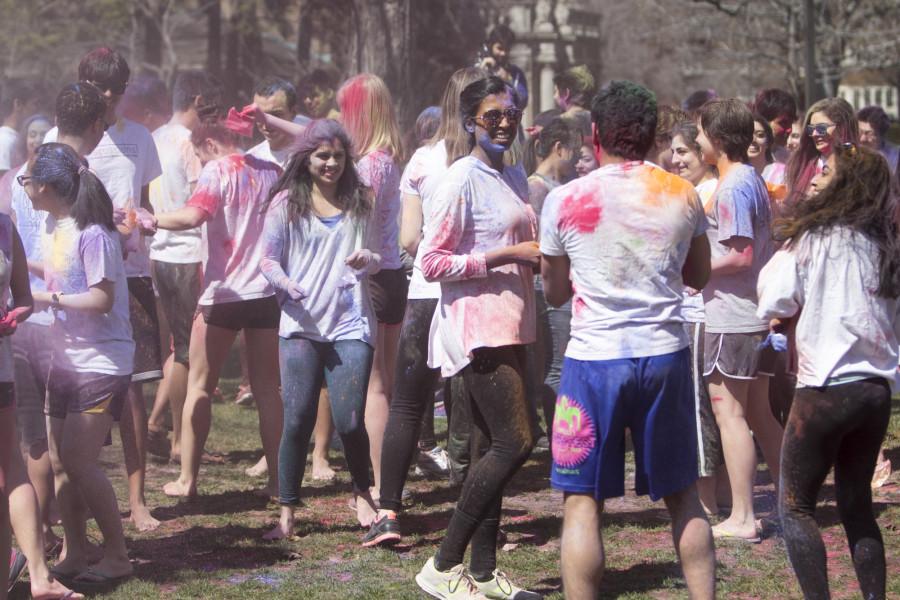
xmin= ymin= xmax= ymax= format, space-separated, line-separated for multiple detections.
xmin=263 ymin=507 xmax=294 ymax=540
xmin=245 ymin=456 xmax=268 ymax=478
xmin=129 ymin=503 xmax=160 ymax=532
xmin=355 ymin=491 xmax=378 ymax=528
xmin=163 ymin=478 xmax=196 ymax=498
xmin=31 ymin=576 xmax=84 ymax=599
xmin=711 ymin=520 xmax=761 ymax=542
xmin=49 ymin=555 xmax=88 ymax=579
xmin=311 ymin=457 xmax=335 ymax=481
xmin=79 ymin=556 xmax=133 ymax=580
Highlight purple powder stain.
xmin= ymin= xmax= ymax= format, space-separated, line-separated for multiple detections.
xmin=227 ymin=574 xmax=249 ymax=584
xmin=253 ymin=574 xmax=282 ymax=588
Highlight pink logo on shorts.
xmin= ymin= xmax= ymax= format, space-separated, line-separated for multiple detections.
xmin=552 ymin=395 xmax=596 ymax=468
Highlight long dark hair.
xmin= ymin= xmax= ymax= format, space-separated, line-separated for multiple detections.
xmin=785 ymin=97 xmax=858 ymax=205
xmin=30 ymin=143 xmax=115 ymax=231
xmin=459 ymin=76 xmax=514 ymax=154
xmin=775 ymin=144 xmax=900 ymax=298
xmin=266 ymin=119 xmax=369 ymax=221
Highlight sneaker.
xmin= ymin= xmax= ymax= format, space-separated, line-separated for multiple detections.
xmin=532 ymin=435 xmax=550 ymax=454
xmin=234 ymin=385 xmax=254 ymax=406
xmin=417 ymin=446 xmax=451 ymax=477
xmin=416 ymin=557 xmax=489 ymax=600
xmin=361 ymin=513 xmax=402 ymax=547
xmin=8 ymin=548 xmax=26 ymax=593
xmin=872 ymin=458 xmax=892 ymax=489
xmin=473 ymin=570 xmax=543 ymax=599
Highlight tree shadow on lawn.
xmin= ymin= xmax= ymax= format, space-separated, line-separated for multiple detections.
xmin=127 ymin=523 xmax=299 ymax=584
xmin=535 ymin=559 xmax=684 ymax=598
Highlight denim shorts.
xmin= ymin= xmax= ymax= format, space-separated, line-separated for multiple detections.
xmin=12 ymin=322 xmax=52 ymax=446
xmin=45 ymin=368 xmax=131 ymax=420
xmin=551 ymin=348 xmax=699 ymax=501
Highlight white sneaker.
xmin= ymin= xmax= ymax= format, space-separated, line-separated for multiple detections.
xmin=417 ymin=446 xmax=451 ymax=477
xmin=473 ymin=570 xmax=543 ymax=599
xmin=416 ymin=557 xmax=489 ymax=599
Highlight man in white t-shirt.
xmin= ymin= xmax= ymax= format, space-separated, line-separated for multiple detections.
xmin=541 ymin=81 xmax=715 ymax=600
xmin=0 ymin=78 xmax=39 ymax=176
xmin=45 ymin=48 xmax=163 ymax=532
xmin=146 ymin=71 xmax=223 ymax=466
xmin=247 ymin=77 xmax=302 ymax=169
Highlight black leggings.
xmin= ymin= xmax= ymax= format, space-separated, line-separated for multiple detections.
xmin=435 ymin=346 xmax=536 ymax=579
xmin=379 ymin=298 xmax=442 ymax=512
xmin=780 ymin=378 xmax=891 ymax=600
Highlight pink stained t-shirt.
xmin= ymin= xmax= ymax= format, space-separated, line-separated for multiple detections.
xmin=356 ymin=149 xmax=402 ymax=270
xmin=187 ymin=153 xmax=281 ymax=306
xmin=420 ymin=156 xmax=536 ymax=377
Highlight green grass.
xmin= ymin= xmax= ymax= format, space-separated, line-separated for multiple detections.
xmin=11 ymin=381 xmax=900 ymax=599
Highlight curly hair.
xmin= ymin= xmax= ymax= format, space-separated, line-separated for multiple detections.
xmin=753 ymin=88 xmax=797 ymax=124
xmin=775 ymin=144 xmax=900 ymax=298
xmin=590 ymin=80 xmax=658 ymax=161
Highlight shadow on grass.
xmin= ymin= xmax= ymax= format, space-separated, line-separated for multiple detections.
xmin=535 ymin=560 xmax=684 ymax=597
xmin=128 ymin=523 xmax=294 ymax=583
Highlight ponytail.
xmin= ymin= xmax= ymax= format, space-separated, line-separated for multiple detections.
xmin=31 ymin=142 xmax=115 ymax=231
xmin=72 ymin=167 xmax=116 ymax=231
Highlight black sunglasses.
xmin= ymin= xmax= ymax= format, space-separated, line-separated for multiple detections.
xmin=805 ymin=123 xmax=834 ymax=137
xmin=475 ymin=108 xmax=522 ymax=129
xmin=16 ymin=175 xmax=31 ymax=187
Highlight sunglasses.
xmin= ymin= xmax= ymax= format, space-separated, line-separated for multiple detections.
xmin=87 ymin=79 xmax=128 ymax=96
xmin=475 ymin=108 xmax=522 ymax=129
xmin=16 ymin=175 xmax=31 ymax=187
xmin=805 ymin=123 xmax=834 ymax=137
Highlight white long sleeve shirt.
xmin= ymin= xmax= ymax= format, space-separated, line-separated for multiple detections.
xmin=757 ymin=226 xmax=900 ymax=388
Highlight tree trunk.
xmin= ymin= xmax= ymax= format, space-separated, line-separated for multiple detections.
xmin=206 ymin=0 xmax=222 ymax=78
xmin=352 ymin=0 xmax=411 ymax=121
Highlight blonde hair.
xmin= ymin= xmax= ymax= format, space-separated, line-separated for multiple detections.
xmin=337 ymin=73 xmax=404 ymax=162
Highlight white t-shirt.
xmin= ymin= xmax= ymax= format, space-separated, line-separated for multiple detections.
xmin=0 ymin=126 xmax=21 ymax=171
xmin=247 ymin=140 xmax=292 ymax=169
xmin=10 ymin=164 xmax=52 ymax=327
xmin=41 ymin=217 xmax=134 ymax=375
xmin=357 ymin=149 xmax=402 ymax=270
xmin=401 ymin=141 xmax=448 ymax=300
xmin=45 ymin=119 xmax=163 ymax=278
xmin=149 ymin=123 xmax=202 ymax=263
xmin=260 ymin=192 xmax=379 ymax=343
xmin=187 ymin=153 xmax=279 ymax=306
xmin=421 ymin=157 xmax=536 ymax=377
xmin=541 ymin=161 xmax=707 ymax=361
xmin=682 ymin=177 xmax=717 ymax=323
xmin=757 ymin=227 xmax=900 ymax=388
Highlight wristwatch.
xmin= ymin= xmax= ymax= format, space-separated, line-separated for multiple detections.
xmin=51 ymin=292 xmax=63 ymax=309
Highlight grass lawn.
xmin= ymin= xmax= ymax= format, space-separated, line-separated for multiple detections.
xmin=11 ymin=377 xmax=900 ymax=599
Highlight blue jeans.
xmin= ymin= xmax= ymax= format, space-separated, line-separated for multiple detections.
xmin=278 ymin=336 xmax=374 ymax=506
xmin=529 ymin=278 xmax=572 ymax=431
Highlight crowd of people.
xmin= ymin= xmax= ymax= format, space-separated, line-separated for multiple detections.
xmin=0 ymin=26 xmax=899 ymax=600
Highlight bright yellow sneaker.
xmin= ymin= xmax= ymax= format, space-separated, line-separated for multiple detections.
xmin=472 ymin=570 xmax=543 ymax=599
xmin=415 ymin=557 xmax=489 ymax=599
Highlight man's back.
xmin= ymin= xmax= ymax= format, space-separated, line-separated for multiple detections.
xmin=540 ymin=161 xmax=706 ymax=361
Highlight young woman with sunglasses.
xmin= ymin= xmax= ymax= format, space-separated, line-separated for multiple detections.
xmin=784 ymin=98 xmax=858 ymax=209
xmin=758 ymin=143 xmax=898 ymax=599
xmin=414 ymin=75 xmax=540 ymax=600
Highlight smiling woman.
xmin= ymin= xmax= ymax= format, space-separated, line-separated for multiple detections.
xmin=414 ymin=75 xmax=541 ymax=600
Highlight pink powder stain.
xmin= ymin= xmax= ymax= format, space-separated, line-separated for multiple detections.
xmin=573 ymin=296 xmax=586 ymax=318
xmin=718 ymin=200 xmax=731 ymax=225
xmin=188 ymin=189 xmax=219 ymax=215
xmin=558 ymin=192 xmax=602 ymax=234
xmin=711 ymin=396 xmax=724 ymax=402
xmin=552 ymin=395 xmax=596 ymax=468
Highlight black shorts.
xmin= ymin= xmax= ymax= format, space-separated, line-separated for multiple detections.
xmin=128 ymin=276 xmax=163 ymax=382
xmin=45 ymin=368 xmax=130 ymax=420
xmin=702 ymin=330 xmax=776 ymax=379
xmin=200 ymin=295 xmax=281 ymax=331
xmin=152 ymin=261 xmax=201 ymax=366
xmin=368 ymin=268 xmax=409 ymax=325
